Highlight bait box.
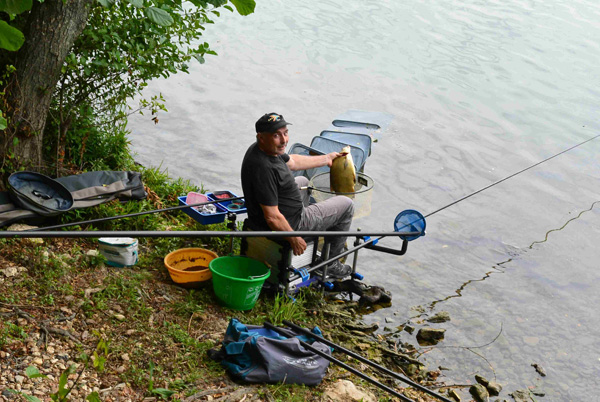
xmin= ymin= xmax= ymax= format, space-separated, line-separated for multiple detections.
xmin=207 ymin=191 xmax=247 ymax=214
xmin=178 ymin=195 xmax=227 ymax=225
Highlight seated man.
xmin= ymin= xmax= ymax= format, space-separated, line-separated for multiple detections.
xmin=241 ymin=112 xmax=355 ymax=278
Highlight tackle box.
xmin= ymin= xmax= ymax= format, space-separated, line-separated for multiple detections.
xmin=207 ymin=190 xmax=247 ymax=214
xmin=178 ymin=195 xmax=227 ymax=225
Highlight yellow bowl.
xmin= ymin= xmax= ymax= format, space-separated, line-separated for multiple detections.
xmin=164 ymin=248 xmax=219 ymax=288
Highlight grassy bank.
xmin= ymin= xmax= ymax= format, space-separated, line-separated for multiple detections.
xmin=0 ymin=166 xmax=445 ymax=402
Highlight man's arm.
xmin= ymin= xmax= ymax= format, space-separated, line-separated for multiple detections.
xmin=286 ymin=152 xmax=340 ymax=172
xmin=260 ymin=204 xmax=307 ymax=255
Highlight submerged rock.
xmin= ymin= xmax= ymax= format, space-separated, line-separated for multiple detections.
xmin=469 ymin=384 xmax=489 ymax=402
xmin=416 ymin=327 xmax=446 ymax=345
xmin=427 ymin=311 xmax=451 ymax=323
xmin=475 ymin=374 xmax=489 ymax=386
xmin=531 ymin=362 xmax=546 ymax=376
xmin=448 ymin=389 xmax=461 ymax=401
xmin=487 ymin=381 xmax=502 ymax=396
xmin=510 ymin=389 xmax=529 ymax=402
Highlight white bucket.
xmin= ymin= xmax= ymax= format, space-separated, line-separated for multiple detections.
xmin=98 ymin=237 xmax=138 ymax=267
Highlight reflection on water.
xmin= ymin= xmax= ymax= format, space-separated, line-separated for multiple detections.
xmin=129 ymin=0 xmax=600 ymax=399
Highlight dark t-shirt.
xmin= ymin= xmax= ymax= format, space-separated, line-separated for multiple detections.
xmin=241 ymin=142 xmax=303 ymax=231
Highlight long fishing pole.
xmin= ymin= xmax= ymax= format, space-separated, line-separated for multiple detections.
xmin=262 ymin=321 xmax=415 ymax=402
xmin=28 ymin=196 xmax=244 ymax=232
xmin=282 ymin=320 xmax=453 ymax=402
xmin=0 ymin=230 xmax=420 ymax=239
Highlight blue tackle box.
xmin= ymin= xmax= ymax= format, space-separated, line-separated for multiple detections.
xmin=178 ymin=195 xmax=227 ymax=225
xmin=207 ymin=191 xmax=247 ymax=214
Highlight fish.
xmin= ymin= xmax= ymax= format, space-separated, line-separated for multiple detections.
xmin=330 ymin=146 xmax=356 ymax=194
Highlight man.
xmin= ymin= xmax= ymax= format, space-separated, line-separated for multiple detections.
xmin=241 ymin=112 xmax=355 ymax=278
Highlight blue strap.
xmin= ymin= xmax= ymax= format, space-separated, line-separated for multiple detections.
xmin=362 ymin=235 xmax=379 ymax=245
xmin=293 ymin=267 xmax=310 ymax=282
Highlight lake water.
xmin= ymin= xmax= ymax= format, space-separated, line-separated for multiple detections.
xmin=128 ymin=0 xmax=600 ymax=400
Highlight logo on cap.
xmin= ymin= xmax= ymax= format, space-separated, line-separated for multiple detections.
xmin=268 ymin=114 xmax=281 ymax=122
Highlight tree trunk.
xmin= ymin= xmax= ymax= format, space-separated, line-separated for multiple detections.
xmin=2 ymin=0 xmax=92 ymax=173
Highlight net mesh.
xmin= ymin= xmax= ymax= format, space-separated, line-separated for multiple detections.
xmin=308 ymin=172 xmax=374 ymax=219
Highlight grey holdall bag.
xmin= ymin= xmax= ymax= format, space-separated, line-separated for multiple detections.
xmin=208 ymin=318 xmax=331 ymax=386
xmin=3 ymin=170 xmax=146 ymax=226
xmin=56 ymin=170 xmax=146 ymax=209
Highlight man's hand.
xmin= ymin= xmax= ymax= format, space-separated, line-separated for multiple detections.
xmin=287 ymin=236 xmax=307 ymax=256
xmin=325 ymin=151 xmax=343 ymax=167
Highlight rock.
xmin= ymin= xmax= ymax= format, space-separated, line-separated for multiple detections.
xmin=406 ymin=364 xmax=419 ymax=376
xmin=486 ymin=381 xmax=502 ymax=396
xmin=448 ymin=389 xmax=461 ymax=401
xmin=1 ymin=267 xmax=19 ymax=278
xmin=475 ymin=374 xmax=489 ymax=386
xmin=15 ymin=375 xmax=25 ymax=384
xmin=85 ymin=250 xmax=99 ymax=257
xmin=7 ymin=224 xmax=43 ymax=244
xmin=323 ymin=379 xmax=377 ymax=402
xmin=530 ymin=386 xmax=545 ymax=396
xmin=510 ymin=389 xmax=529 ymax=402
xmin=404 ymin=324 xmax=415 ymax=334
xmin=343 ymin=322 xmax=378 ymax=333
xmin=385 ymin=317 xmax=395 ymax=323
xmin=121 ymin=353 xmax=130 ymax=361
xmin=469 ymin=384 xmax=489 ymax=402
xmin=531 ymin=363 xmax=546 ymax=376
xmin=416 ymin=327 xmax=446 ymax=345
xmin=113 ymin=313 xmax=126 ymax=321
xmin=427 ymin=311 xmax=451 ymax=323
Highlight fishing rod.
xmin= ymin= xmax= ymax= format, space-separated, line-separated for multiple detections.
xmin=262 ymin=321 xmax=415 ymax=402
xmin=27 ymin=196 xmax=245 ymax=232
xmin=0 ymin=230 xmax=420 ymax=239
xmin=282 ymin=320 xmax=453 ymax=402
xmin=419 ymin=133 xmax=600 ymax=221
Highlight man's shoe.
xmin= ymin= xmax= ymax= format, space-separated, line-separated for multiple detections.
xmin=318 ymin=260 xmax=352 ymax=279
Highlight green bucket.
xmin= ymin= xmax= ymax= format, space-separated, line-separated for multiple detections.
xmin=208 ymin=256 xmax=271 ymax=311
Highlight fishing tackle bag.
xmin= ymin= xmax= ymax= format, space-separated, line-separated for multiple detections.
xmin=208 ymin=318 xmax=331 ymax=386
xmin=4 ymin=170 xmax=146 ymax=225
xmin=55 ymin=170 xmax=146 ymax=209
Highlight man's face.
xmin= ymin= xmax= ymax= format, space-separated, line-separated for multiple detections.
xmin=257 ymin=127 xmax=289 ymax=156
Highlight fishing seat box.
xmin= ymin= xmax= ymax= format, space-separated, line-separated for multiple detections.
xmin=240 ymin=219 xmax=319 ymax=293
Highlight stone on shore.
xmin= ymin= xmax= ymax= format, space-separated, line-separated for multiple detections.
xmin=469 ymin=384 xmax=489 ymax=402
xmin=416 ymin=327 xmax=445 ymax=345
xmin=323 ymin=379 xmax=377 ymax=402
xmin=427 ymin=311 xmax=451 ymax=323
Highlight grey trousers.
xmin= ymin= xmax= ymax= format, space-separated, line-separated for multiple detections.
xmin=294 ymin=176 xmax=354 ymax=258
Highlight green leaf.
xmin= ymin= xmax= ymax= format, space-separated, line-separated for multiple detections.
xmin=0 ymin=114 xmax=6 ymax=131
xmin=125 ymin=0 xmax=143 ymax=8
xmin=229 ymin=0 xmax=255 ymax=16
xmin=96 ymin=0 xmax=115 ymax=7
xmin=25 ymin=366 xmax=47 ymax=379
xmin=86 ymin=392 xmax=102 ymax=402
xmin=58 ymin=365 xmax=77 ymax=394
xmin=152 ymin=388 xmax=176 ymax=399
xmin=22 ymin=395 xmax=43 ymax=402
xmin=145 ymin=7 xmax=174 ymax=27
xmin=0 ymin=0 xmax=33 ymax=15
xmin=0 ymin=21 xmax=25 ymax=51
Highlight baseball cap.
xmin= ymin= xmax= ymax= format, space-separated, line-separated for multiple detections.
xmin=255 ymin=113 xmax=292 ymax=133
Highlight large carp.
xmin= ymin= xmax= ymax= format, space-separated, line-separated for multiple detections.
xmin=330 ymin=146 xmax=356 ymax=194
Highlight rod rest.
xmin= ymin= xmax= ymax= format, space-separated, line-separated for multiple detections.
xmin=363 ymin=239 xmax=408 ymax=255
